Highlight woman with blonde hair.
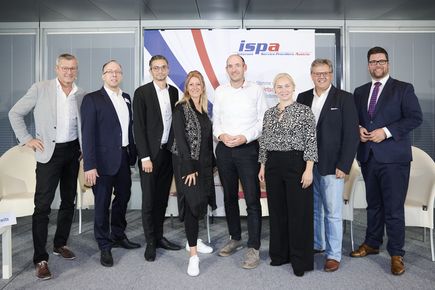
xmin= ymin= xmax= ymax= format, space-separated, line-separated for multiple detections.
xmin=258 ymin=73 xmax=317 ymax=277
xmin=170 ymin=70 xmax=216 ymax=276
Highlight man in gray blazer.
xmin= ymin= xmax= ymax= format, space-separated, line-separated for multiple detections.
xmin=8 ymin=53 xmax=86 ymax=280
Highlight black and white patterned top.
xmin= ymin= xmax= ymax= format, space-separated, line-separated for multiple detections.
xmin=258 ymin=102 xmax=318 ymax=164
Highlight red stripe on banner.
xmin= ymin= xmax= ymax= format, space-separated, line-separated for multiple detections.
xmin=191 ymin=29 xmax=220 ymax=89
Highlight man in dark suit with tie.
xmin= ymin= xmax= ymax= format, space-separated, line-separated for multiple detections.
xmin=81 ymin=60 xmax=140 ymax=267
xmin=350 ymin=47 xmax=422 ymax=275
xmin=298 ymin=59 xmax=359 ymax=272
xmin=133 ymin=55 xmax=181 ymax=262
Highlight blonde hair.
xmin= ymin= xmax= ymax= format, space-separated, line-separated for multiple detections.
xmin=177 ymin=70 xmax=208 ymax=113
xmin=273 ymin=73 xmax=296 ymax=90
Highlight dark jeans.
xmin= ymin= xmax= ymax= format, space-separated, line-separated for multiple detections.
xmin=185 ymin=204 xmax=199 ymax=247
xmin=139 ymin=147 xmax=173 ymax=244
xmin=32 ymin=140 xmax=80 ymax=264
xmin=215 ymin=141 xmax=261 ymax=249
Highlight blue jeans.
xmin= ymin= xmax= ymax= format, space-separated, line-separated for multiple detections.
xmin=313 ymin=166 xmax=344 ymax=262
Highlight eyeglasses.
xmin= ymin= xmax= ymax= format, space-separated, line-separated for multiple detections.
xmin=311 ymin=71 xmax=332 ymax=77
xmin=103 ymin=70 xmax=123 ymax=75
xmin=151 ymin=65 xmax=168 ymax=71
xmin=59 ymin=66 xmax=78 ymax=72
xmin=368 ymin=60 xmax=388 ymax=66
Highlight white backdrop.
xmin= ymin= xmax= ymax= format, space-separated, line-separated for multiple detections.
xmin=143 ymin=29 xmax=315 ymax=215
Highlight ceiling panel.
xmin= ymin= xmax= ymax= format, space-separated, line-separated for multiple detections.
xmin=0 ymin=0 xmax=434 ymax=22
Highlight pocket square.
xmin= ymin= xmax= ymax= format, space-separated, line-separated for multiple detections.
xmin=330 ymin=107 xmax=338 ymax=110
xmin=124 ymin=98 xmax=131 ymax=104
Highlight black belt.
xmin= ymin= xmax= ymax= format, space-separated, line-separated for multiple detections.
xmin=55 ymin=139 xmax=79 ymax=148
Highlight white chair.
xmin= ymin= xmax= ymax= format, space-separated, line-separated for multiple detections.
xmin=76 ymin=160 xmax=94 ymax=234
xmin=405 ymin=146 xmax=435 ymax=261
xmin=342 ymin=159 xmax=365 ymax=251
xmin=0 ymin=145 xmax=37 ymax=279
xmin=0 ymin=145 xmax=36 ymax=217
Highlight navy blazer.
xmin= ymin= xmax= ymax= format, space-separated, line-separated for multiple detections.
xmin=133 ymin=82 xmax=178 ymax=161
xmin=81 ymin=87 xmax=137 ymax=175
xmin=297 ymin=85 xmax=359 ymax=175
xmin=353 ymin=77 xmax=422 ymax=163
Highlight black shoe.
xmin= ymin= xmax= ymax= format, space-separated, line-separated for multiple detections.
xmin=100 ymin=249 xmax=113 ymax=267
xmin=293 ymin=268 xmax=304 ymax=277
xmin=144 ymin=243 xmax=156 ymax=261
xmin=270 ymin=260 xmax=290 ymax=266
xmin=112 ymin=238 xmax=141 ymax=249
xmin=156 ymin=237 xmax=182 ymax=250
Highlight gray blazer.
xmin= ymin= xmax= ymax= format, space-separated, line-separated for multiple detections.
xmin=8 ymin=79 xmax=86 ymax=163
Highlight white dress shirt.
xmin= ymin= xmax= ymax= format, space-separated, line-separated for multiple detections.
xmin=154 ymin=81 xmax=172 ymax=145
xmin=55 ymin=78 xmax=78 ymax=143
xmin=213 ymin=81 xmax=268 ymax=143
xmin=105 ymin=86 xmax=130 ymax=146
xmin=311 ymin=84 xmax=332 ymax=125
xmin=367 ymin=75 xmax=392 ymax=138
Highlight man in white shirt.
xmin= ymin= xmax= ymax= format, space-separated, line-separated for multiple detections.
xmin=133 ymin=55 xmax=181 ymax=262
xmin=9 ymin=53 xmax=86 ymax=280
xmin=213 ymin=54 xmax=268 ymax=269
xmin=81 ymin=60 xmax=139 ymax=268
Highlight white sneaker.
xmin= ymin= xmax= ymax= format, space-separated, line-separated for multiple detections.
xmin=187 ymin=255 xmax=200 ymax=277
xmin=185 ymin=239 xmax=213 ymax=254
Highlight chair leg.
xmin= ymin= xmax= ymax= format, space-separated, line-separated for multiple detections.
xmin=78 ymin=208 xmax=82 ymax=234
xmin=430 ymin=228 xmax=434 ymax=262
xmin=1 ymin=226 xmax=12 ymax=279
xmin=350 ymin=221 xmax=354 ymax=252
xmin=206 ymin=206 xmax=211 ymax=244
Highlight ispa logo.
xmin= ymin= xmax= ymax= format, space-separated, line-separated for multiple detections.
xmin=238 ymin=40 xmax=280 ymax=55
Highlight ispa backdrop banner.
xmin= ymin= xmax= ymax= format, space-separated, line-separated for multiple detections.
xmin=143 ymin=29 xmax=315 ymax=216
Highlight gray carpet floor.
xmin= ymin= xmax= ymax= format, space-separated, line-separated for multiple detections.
xmin=0 ymin=209 xmax=434 ymax=290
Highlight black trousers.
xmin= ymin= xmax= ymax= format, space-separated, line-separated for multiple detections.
xmin=32 ymin=140 xmax=80 ymax=264
xmin=361 ymin=152 xmax=410 ymax=257
xmin=93 ymin=147 xmax=132 ymax=250
xmin=185 ymin=204 xmax=199 ymax=247
xmin=265 ymin=151 xmax=314 ymax=272
xmin=215 ymin=141 xmax=261 ymax=249
xmin=139 ymin=147 xmax=173 ymax=244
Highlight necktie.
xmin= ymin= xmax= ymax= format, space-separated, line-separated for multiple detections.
xmin=368 ymin=82 xmax=381 ymax=118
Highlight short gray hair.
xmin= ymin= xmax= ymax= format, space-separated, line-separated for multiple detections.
xmin=310 ymin=58 xmax=333 ymax=73
xmin=56 ymin=53 xmax=77 ymax=66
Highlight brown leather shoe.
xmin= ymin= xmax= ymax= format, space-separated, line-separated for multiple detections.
xmin=53 ymin=246 xmax=76 ymax=260
xmin=324 ymin=259 xmax=340 ymax=272
xmin=35 ymin=261 xmax=51 ymax=280
xmin=391 ymin=256 xmax=405 ymax=275
xmin=350 ymin=243 xmax=379 ymax=257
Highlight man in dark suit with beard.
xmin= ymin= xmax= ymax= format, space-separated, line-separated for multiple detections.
xmin=133 ymin=55 xmax=181 ymax=262
xmin=350 ymin=47 xmax=422 ymax=276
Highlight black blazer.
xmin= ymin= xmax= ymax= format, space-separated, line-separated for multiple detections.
xmin=297 ymin=85 xmax=359 ymax=175
xmin=81 ymin=87 xmax=137 ymax=175
xmin=354 ymin=77 xmax=422 ymax=163
xmin=133 ymin=82 xmax=178 ymax=160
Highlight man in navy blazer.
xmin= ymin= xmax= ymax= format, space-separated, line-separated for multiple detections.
xmin=350 ymin=47 xmax=422 ymax=276
xmin=133 ymin=55 xmax=181 ymax=262
xmin=298 ymin=59 xmax=359 ymax=272
xmin=81 ymin=60 xmax=139 ymax=267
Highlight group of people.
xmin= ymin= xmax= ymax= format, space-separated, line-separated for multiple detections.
xmin=8 ymin=46 xmax=422 ymax=280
